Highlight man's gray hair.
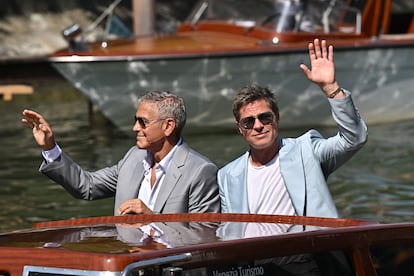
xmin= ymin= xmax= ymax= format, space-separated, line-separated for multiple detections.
xmin=139 ymin=90 xmax=187 ymax=136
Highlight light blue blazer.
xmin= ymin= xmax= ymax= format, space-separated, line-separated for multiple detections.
xmin=218 ymin=91 xmax=367 ymax=218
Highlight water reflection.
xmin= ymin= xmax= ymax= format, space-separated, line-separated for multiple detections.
xmin=330 ymin=119 xmax=414 ymax=222
xmin=0 ymin=79 xmax=413 ymax=232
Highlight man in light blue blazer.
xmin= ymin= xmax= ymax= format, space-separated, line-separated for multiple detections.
xmin=22 ymin=91 xmax=220 ymax=215
xmin=218 ymin=39 xmax=367 ymax=218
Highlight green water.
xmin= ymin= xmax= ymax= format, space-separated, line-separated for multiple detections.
xmin=0 ymin=79 xmax=413 ymax=232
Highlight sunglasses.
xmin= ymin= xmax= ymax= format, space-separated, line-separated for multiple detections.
xmin=134 ymin=116 xmax=163 ymax=128
xmin=238 ymin=112 xmax=275 ymax=130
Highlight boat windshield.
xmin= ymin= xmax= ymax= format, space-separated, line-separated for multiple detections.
xmin=188 ymin=0 xmax=361 ymax=34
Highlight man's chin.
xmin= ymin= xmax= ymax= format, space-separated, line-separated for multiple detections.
xmin=136 ymin=142 xmax=145 ymax=149
xmin=250 ymin=141 xmax=276 ymax=151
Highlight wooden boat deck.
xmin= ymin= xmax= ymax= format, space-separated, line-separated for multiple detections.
xmin=0 ymin=213 xmax=413 ymax=275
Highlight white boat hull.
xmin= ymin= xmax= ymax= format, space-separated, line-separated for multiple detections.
xmin=51 ymin=45 xmax=414 ymax=133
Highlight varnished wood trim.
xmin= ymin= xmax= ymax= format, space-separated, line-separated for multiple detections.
xmin=33 ymin=213 xmax=375 ymax=229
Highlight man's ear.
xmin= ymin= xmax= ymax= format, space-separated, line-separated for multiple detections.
xmin=163 ymin=118 xmax=176 ymax=136
xmin=236 ymin=122 xmax=243 ymax=135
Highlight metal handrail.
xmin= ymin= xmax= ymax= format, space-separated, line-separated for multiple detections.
xmin=322 ymin=0 xmax=361 ymax=34
xmin=121 ymin=253 xmax=192 ymax=276
xmin=83 ymin=0 xmax=124 ymax=38
xmin=189 ymin=0 xmax=209 ymax=28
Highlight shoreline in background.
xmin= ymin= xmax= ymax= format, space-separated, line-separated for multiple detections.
xmin=0 ymin=1 xmax=196 ymax=62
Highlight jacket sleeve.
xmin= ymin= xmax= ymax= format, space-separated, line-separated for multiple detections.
xmin=310 ymin=90 xmax=368 ymax=176
xmin=39 ymin=147 xmax=136 ymax=200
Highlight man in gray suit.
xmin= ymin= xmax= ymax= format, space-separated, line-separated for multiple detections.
xmin=22 ymin=91 xmax=220 ymax=215
xmin=218 ymin=38 xmax=368 ymax=218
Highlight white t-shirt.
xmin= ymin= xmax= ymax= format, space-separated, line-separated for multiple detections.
xmin=247 ymin=153 xmax=296 ymax=217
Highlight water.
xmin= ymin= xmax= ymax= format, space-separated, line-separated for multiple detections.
xmin=1 ymin=79 xmax=413 ymax=232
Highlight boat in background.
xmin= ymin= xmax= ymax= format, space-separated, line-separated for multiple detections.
xmin=1 ymin=213 xmax=414 ymax=275
xmin=49 ymin=0 xmax=414 ymax=134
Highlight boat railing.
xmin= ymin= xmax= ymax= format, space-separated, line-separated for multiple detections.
xmin=62 ymin=0 xmax=130 ymax=51
xmin=186 ymin=0 xmax=362 ymax=36
xmin=323 ymin=0 xmax=361 ymax=34
xmin=84 ymin=0 xmax=124 ymax=38
xmin=189 ymin=0 xmax=209 ymax=28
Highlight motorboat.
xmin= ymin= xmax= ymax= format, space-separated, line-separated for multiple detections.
xmin=0 ymin=213 xmax=413 ymax=275
xmin=48 ymin=0 xmax=414 ymax=133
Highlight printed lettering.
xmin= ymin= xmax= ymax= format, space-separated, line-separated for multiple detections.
xmin=212 ymin=269 xmax=238 ymax=276
xmin=238 ymin=265 xmax=265 ymax=276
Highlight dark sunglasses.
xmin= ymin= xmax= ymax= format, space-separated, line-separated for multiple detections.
xmin=238 ymin=112 xmax=275 ymax=130
xmin=134 ymin=116 xmax=162 ymax=128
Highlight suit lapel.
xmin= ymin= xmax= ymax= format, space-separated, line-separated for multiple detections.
xmin=129 ymin=161 xmax=145 ymax=199
xmin=228 ymin=175 xmax=249 ymax=213
xmin=152 ymin=143 xmax=186 ymax=213
xmin=279 ymin=139 xmax=306 ymax=216
xmin=114 ymin=150 xmax=146 ymax=215
xmin=226 ymin=152 xmax=250 ymax=213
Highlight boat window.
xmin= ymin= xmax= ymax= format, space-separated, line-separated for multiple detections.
xmin=23 ymin=265 xmax=119 ymax=276
xmin=188 ymin=0 xmax=362 ymax=34
xmin=388 ymin=0 xmax=414 ymax=34
xmin=370 ymin=243 xmax=414 ymax=274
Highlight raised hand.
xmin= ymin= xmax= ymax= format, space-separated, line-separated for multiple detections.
xmin=300 ymin=38 xmax=341 ymax=97
xmin=21 ymin=109 xmax=56 ymax=151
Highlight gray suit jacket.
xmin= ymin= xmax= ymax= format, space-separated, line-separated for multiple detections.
xmin=40 ymin=142 xmax=220 ymax=215
xmin=218 ymin=91 xmax=368 ymax=218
